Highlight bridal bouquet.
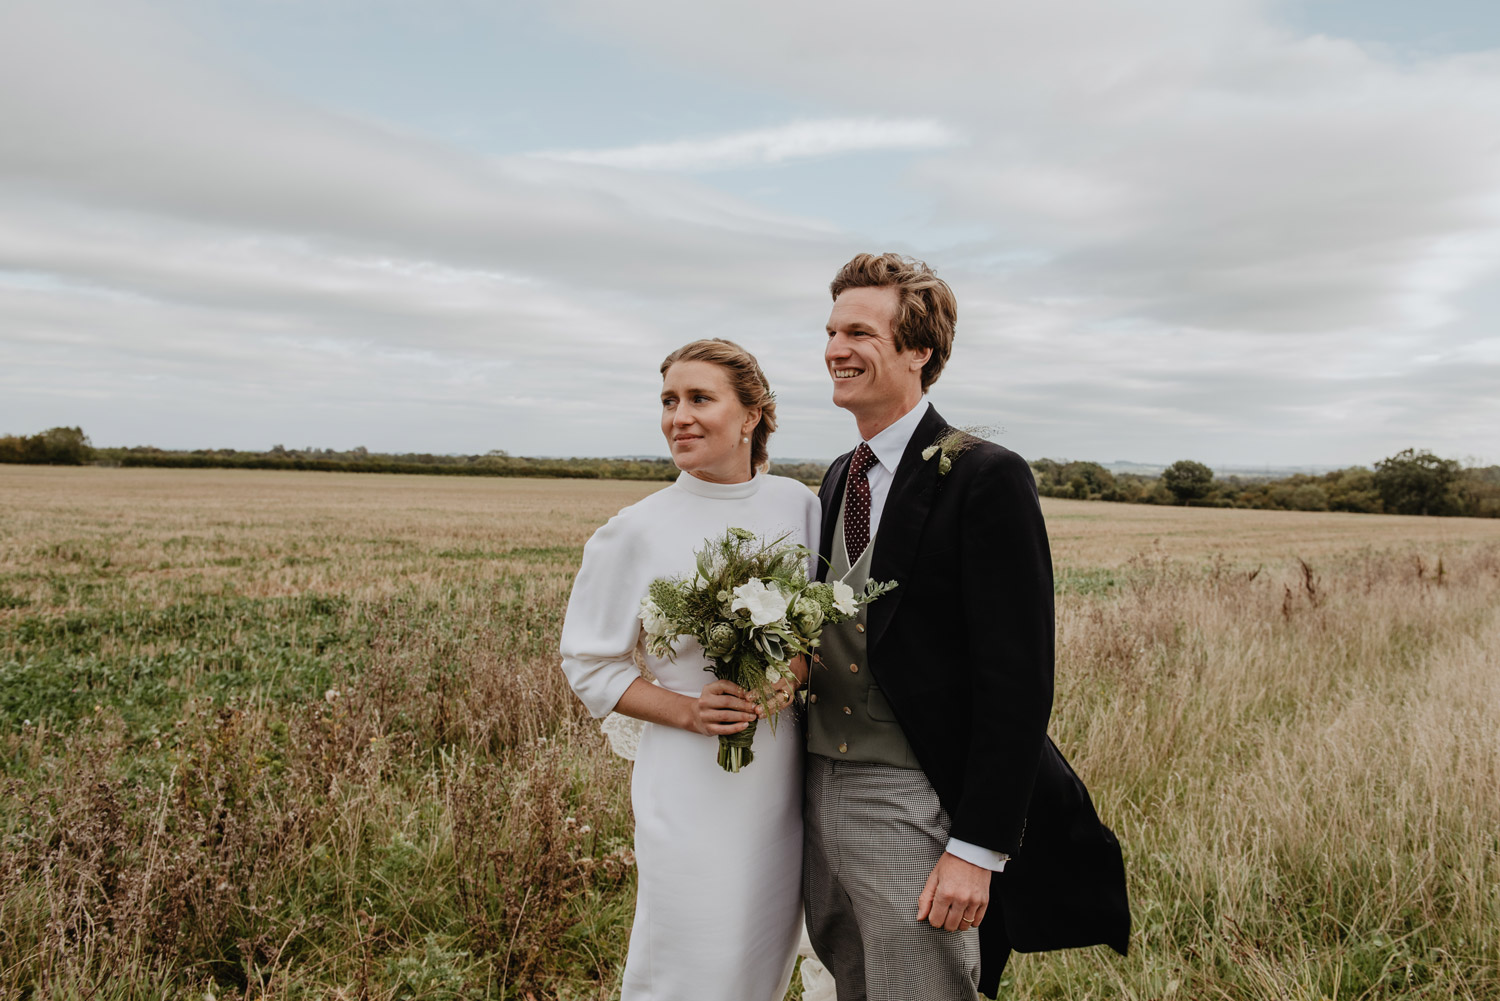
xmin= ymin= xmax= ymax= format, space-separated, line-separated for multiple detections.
xmin=639 ymin=527 xmax=896 ymax=772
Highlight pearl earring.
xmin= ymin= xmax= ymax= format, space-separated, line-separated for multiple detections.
xmin=742 ymin=436 xmax=750 ymax=444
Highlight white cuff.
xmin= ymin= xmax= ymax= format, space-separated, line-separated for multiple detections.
xmin=945 ymin=837 xmax=1008 ymax=872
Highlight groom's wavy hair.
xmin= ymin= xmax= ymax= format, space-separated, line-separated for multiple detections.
xmin=660 ymin=338 xmax=778 ymax=474
xmin=829 ymin=252 xmax=956 ymax=392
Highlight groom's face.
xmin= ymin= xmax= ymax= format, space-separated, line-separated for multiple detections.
xmin=826 ymin=285 xmax=927 ymax=419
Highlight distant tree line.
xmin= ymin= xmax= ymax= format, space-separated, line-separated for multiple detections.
xmin=7 ymin=427 xmax=1493 ymax=516
xmin=100 ymin=444 xmax=687 ymax=481
xmin=0 ymin=427 xmax=825 ymax=485
xmin=1031 ymin=449 xmax=1500 ymax=518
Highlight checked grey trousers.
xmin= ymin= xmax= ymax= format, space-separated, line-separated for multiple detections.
xmin=803 ymin=756 xmax=982 ymax=1001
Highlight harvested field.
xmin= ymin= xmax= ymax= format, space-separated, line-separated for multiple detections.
xmin=2 ymin=465 xmax=1498 ymax=999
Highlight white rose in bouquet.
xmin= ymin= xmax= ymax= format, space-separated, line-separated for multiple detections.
xmin=638 ymin=595 xmax=672 ymax=637
xmin=731 ymin=578 xmax=792 ymax=626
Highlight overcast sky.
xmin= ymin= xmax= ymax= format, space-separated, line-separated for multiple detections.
xmin=3 ymin=0 xmax=1498 ymax=468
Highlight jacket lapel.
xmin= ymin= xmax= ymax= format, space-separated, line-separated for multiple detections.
xmin=816 ymin=451 xmax=853 ymax=583
xmin=865 ymin=405 xmax=950 ymax=653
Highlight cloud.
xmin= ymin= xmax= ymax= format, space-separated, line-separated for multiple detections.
xmin=0 ymin=2 xmax=848 ymax=297
xmin=2 ymin=0 xmax=1498 ymax=465
xmin=547 ymin=0 xmax=1500 ymax=464
xmin=0 ymin=0 xmax=867 ymax=454
xmin=558 ymin=0 xmax=1500 ymax=334
xmin=535 ymin=118 xmax=959 ymax=171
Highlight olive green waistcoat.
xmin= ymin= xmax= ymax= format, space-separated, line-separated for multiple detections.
xmin=806 ymin=487 xmax=919 ymax=768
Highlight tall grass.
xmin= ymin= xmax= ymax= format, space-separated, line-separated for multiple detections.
xmin=1031 ymin=547 xmax=1500 ymax=999
xmin=1 ymin=467 xmax=1498 ymax=999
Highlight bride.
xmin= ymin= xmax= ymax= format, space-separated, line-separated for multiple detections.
xmin=559 ymin=338 xmax=819 ymax=1001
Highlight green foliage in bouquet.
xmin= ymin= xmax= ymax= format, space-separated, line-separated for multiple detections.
xmin=639 ymin=527 xmax=895 ymax=772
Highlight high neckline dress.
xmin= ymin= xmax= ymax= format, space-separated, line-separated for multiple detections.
xmin=560 ymin=471 xmax=821 ymax=1001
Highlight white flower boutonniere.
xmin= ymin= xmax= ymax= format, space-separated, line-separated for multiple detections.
xmin=921 ymin=425 xmax=1001 ymax=475
xmin=828 ymin=579 xmax=859 ymax=617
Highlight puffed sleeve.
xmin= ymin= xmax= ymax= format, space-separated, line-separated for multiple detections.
xmin=558 ymin=509 xmax=652 ymax=718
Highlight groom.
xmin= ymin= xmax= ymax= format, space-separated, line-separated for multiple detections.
xmin=802 ymin=253 xmax=1129 ymax=999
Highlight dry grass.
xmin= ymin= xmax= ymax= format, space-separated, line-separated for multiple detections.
xmin=1038 ymin=546 xmax=1500 ymax=999
xmin=1043 ymin=495 xmax=1499 ymax=564
xmin=2 ymin=466 xmax=1498 ymax=999
xmin=0 ymin=466 xmax=657 ymax=609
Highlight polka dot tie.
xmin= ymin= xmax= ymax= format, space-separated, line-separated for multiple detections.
xmin=844 ymin=442 xmax=876 ymax=563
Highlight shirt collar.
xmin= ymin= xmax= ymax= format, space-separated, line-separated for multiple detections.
xmin=863 ymin=399 xmax=931 ymax=475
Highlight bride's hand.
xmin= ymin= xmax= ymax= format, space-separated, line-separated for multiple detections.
xmin=689 ymin=680 xmax=758 ymax=736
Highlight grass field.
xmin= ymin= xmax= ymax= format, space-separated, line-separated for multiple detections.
xmin=2 ymin=466 xmax=1498 ymax=1000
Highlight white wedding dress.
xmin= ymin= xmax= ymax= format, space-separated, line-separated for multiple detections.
xmin=560 ymin=471 xmax=820 ymax=1001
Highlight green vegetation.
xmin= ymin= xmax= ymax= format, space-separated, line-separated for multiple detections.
xmin=1033 ymin=449 xmax=1500 ymax=518
xmin=101 ymin=443 xmax=684 ymax=481
xmin=1161 ymin=459 xmax=1215 ymax=504
xmin=0 ymin=426 xmax=94 ymax=465
xmin=0 ymin=471 xmax=644 ymax=1000
xmin=1 ymin=426 xmax=826 ymax=485
xmin=7 ymin=427 xmax=1493 ymax=515
xmin=2 ymin=469 xmax=1498 ymax=999
xmin=1374 ymin=447 xmax=1463 ymax=516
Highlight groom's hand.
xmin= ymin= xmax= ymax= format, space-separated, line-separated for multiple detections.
xmin=916 ymin=852 xmax=990 ymax=932
xmin=754 ymin=655 xmax=807 ymax=719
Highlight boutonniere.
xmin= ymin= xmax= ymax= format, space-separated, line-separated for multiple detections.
xmin=921 ymin=425 xmax=999 ymax=476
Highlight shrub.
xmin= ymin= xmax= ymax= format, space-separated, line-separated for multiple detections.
xmin=1162 ymin=460 xmax=1215 ymax=504
xmin=1374 ymin=449 xmax=1461 ymax=516
xmin=0 ymin=426 xmax=93 ymax=464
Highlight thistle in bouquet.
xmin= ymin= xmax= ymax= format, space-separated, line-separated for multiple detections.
xmin=639 ymin=527 xmax=897 ymax=772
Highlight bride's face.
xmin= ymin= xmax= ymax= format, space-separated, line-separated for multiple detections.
xmin=661 ymin=360 xmax=760 ymax=484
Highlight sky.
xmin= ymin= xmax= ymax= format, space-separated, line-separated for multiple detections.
xmin=2 ymin=0 xmax=1498 ymax=469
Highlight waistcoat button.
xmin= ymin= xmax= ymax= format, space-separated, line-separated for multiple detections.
xmin=849 ymin=663 xmax=859 ymax=673
xmin=843 ymin=706 xmax=852 ymax=715
xmin=838 ymin=742 xmax=848 ymax=753
xmin=855 ymin=623 xmax=865 ymax=633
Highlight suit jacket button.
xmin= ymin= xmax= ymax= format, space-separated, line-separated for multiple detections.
xmin=842 ymin=706 xmax=852 ymax=715
xmin=838 ymin=742 xmax=848 ymax=753
xmin=849 ymin=663 xmax=859 ymax=673
xmin=855 ymin=623 xmax=865 ymax=633
xmin=809 ymin=694 xmax=818 ymax=704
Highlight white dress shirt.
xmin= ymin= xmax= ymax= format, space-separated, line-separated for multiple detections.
xmin=853 ymin=399 xmax=1009 ymax=874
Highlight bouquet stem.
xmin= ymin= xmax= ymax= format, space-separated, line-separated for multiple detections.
xmin=717 ymin=720 xmax=756 ymax=773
